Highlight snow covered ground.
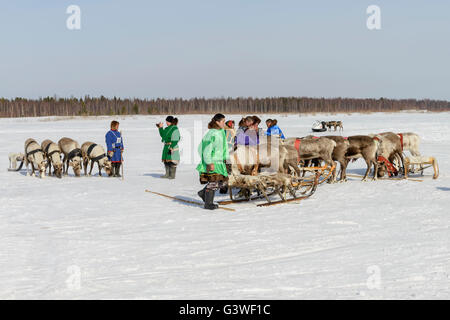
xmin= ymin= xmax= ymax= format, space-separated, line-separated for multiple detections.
xmin=0 ymin=112 xmax=449 ymax=299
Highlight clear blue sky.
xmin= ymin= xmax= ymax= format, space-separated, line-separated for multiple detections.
xmin=0 ymin=0 xmax=449 ymax=100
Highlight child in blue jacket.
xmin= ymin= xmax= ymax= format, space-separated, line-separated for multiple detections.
xmin=265 ymin=119 xmax=285 ymax=139
xmin=105 ymin=120 xmax=124 ymax=177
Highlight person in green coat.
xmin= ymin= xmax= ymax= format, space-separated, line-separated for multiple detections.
xmin=156 ymin=116 xmax=180 ymax=179
xmin=196 ymin=113 xmax=229 ymax=210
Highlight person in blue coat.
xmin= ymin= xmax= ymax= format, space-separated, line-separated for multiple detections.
xmin=265 ymin=119 xmax=285 ymax=139
xmin=105 ymin=120 xmax=124 ymax=177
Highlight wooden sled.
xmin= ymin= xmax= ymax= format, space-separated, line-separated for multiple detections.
xmin=220 ymin=171 xmax=320 ymax=207
xmin=404 ymin=156 xmax=439 ymax=179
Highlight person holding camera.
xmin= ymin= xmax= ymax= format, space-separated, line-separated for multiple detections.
xmin=157 ymin=116 xmax=180 ymax=179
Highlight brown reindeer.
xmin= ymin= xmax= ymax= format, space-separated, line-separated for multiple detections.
xmin=325 ymin=121 xmax=335 ymax=131
xmin=373 ymin=132 xmax=405 ymax=178
xmin=345 ymin=135 xmax=381 ymax=181
xmin=282 ymin=137 xmax=336 ymax=177
xmin=324 ymin=136 xmax=350 ymax=182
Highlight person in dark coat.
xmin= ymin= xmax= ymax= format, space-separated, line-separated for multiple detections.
xmin=105 ymin=120 xmax=124 ymax=177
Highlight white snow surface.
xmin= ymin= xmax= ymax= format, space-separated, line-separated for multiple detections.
xmin=0 ymin=112 xmax=449 ymax=299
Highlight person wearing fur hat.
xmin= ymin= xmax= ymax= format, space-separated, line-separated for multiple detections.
xmin=196 ymin=113 xmax=229 ymax=210
xmin=157 ymin=116 xmax=180 ymax=179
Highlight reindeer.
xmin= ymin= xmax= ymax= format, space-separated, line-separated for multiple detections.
xmin=58 ymin=137 xmax=82 ymax=177
xmin=81 ymin=142 xmax=112 ymax=176
xmin=41 ymin=139 xmax=63 ymax=178
xmin=325 ymin=121 xmax=335 ymax=131
xmin=281 ymin=137 xmax=337 ymax=177
xmin=324 ymin=136 xmax=350 ymax=182
xmin=372 ymin=132 xmax=405 ymax=178
xmin=398 ymin=132 xmax=421 ymax=156
xmin=230 ymin=135 xmax=284 ymax=176
xmin=397 ymin=132 xmax=421 ymax=173
xmin=229 ymin=136 xmax=336 ymax=183
xmin=24 ymin=138 xmax=47 ymax=178
xmin=8 ymin=152 xmax=24 ymax=171
xmin=344 ymin=135 xmax=381 ymax=181
xmin=325 ymin=121 xmax=343 ymax=132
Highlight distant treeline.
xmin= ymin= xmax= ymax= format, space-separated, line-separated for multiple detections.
xmin=1 ymin=96 xmax=449 ymax=118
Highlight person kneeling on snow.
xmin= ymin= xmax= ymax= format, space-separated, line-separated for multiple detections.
xmin=105 ymin=120 xmax=124 ymax=177
xmin=196 ymin=113 xmax=229 ymax=210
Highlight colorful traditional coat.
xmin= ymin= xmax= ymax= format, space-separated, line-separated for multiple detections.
xmin=266 ymin=124 xmax=285 ymax=139
xmin=196 ymin=128 xmax=229 ymax=177
xmin=158 ymin=125 xmax=180 ymax=163
xmin=105 ymin=129 xmax=124 ymax=163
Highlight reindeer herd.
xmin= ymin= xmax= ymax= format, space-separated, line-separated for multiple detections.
xmin=7 ymin=126 xmax=437 ymax=208
xmin=16 ymin=137 xmax=113 ymax=178
xmin=221 ymin=130 xmax=438 ymax=205
xmin=325 ymin=121 xmax=343 ymax=132
xmin=229 ymin=131 xmax=427 ymax=183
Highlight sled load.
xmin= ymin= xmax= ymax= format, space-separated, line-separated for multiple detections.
xmin=220 ymin=171 xmax=321 ymax=207
xmin=218 ymin=135 xmax=336 ymax=207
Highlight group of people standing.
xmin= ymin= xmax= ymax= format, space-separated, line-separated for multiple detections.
xmin=156 ymin=114 xmax=286 ymax=210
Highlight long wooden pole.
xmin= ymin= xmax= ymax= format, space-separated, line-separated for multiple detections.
xmin=145 ymin=190 xmax=236 ymax=212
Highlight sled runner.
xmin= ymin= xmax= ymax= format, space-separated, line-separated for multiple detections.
xmin=346 ymin=173 xmax=423 ymax=182
xmin=221 ymin=171 xmax=321 ymax=206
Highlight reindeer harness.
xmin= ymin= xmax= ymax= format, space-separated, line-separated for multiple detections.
xmin=294 ymin=138 xmax=301 ymax=163
xmin=44 ymin=143 xmax=61 ymax=158
xmin=377 ymin=156 xmax=398 ymax=177
xmin=25 ymin=141 xmax=44 ymax=160
xmin=68 ymin=148 xmax=82 ymax=161
xmin=87 ymin=144 xmax=107 ymax=162
xmin=397 ymin=133 xmax=404 ymax=151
